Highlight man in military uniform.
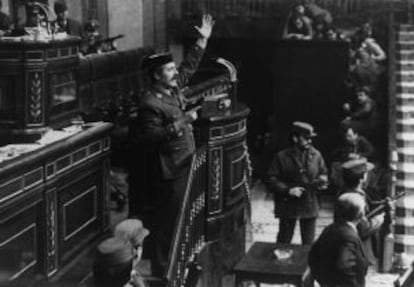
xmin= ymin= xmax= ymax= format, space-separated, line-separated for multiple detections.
xmin=265 ymin=122 xmax=328 ymax=244
xmin=131 ymin=14 xmax=214 ymax=277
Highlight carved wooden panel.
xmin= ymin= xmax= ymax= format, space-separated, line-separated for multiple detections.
xmin=45 ymin=188 xmax=58 ymax=277
xmin=26 ymin=71 xmax=44 ymax=125
xmin=0 ymin=202 xmax=40 ymax=281
xmin=208 ymin=147 xmax=223 ymax=214
xmin=58 ymin=168 xmax=103 ymax=264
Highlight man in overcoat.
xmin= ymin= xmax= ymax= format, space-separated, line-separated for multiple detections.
xmin=265 ymin=121 xmax=327 ymax=244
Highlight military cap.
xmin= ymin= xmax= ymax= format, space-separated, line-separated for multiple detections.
xmin=342 ymin=157 xmax=374 ymax=177
xmin=141 ymin=52 xmax=174 ymax=72
xmin=54 ymin=1 xmax=68 ymax=14
xmin=114 ymin=219 xmax=150 ymax=247
xmin=94 ymin=237 xmax=133 ymax=267
xmin=291 ymin=121 xmax=317 ymax=138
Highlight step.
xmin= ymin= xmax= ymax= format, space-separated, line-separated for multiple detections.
xmin=397 ymin=82 xmax=414 ymax=93
xmin=396 ymin=109 xmax=414 ymax=120
xmin=397 ymin=71 xmax=414 ymax=81
xmin=399 ymin=24 xmax=414 ymax=32
xmin=394 ymin=235 xmax=414 ymax=254
xmin=397 ymin=50 xmax=414 ymax=61
xmin=397 ymin=121 xmax=414 ymax=133
xmin=396 ymin=93 xmax=414 ymax=99
xmin=397 ymin=147 xmax=414 ymax=161
xmin=396 ymin=32 xmax=414 ymax=42
xmin=396 ymin=162 xmax=414 ymax=172
xmin=397 ymin=41 xmax=414 ymax=51
xmin=395 ymin=218 xmax=414 ymax=236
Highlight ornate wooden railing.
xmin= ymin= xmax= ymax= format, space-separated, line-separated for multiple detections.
xmin=166 ymin=147 xmax=207 ymax=287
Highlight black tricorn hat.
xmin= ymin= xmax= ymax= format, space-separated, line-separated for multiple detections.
xmin=141 ymin=52 xmax=174 ymax=72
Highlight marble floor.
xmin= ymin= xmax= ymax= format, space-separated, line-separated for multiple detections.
xmin=249 ymin=180 xmax=399 ymax=287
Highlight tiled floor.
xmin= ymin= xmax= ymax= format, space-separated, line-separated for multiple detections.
xmin=249 ymin=180 xmax=399 ymax=287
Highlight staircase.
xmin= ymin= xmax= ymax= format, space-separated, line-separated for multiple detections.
xmin=393 ymin=24 xmax=414 ymax=266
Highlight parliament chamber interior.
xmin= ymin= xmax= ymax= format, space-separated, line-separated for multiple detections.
xmin=1 ymin=0 xmax=414 ymax=287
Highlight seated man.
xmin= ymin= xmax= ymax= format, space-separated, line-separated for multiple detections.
xmin=330 ymin=125 xmax=375 ymax=190
xmin=51 ymin=1 xmax=83 ymax=36
xmin=342 ymin=85 xmax=378 ymax=140
xmin=309 ymin=192 xmax=370 ymax=287
xmin=302 ymin=0 xmax=333 ymax=27
xmin=283 ymin=4 xmax=313 ymax=40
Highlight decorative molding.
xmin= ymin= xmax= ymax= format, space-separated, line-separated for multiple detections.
xmin=208 ymin=147 xmax=222 ymax=214
xmin=0 ymin=224 xmax=37 ymax=280
xmin=28 ymin=72 xmax=43 ymax=124
xmin=62 ymin=186 xmax=98 ymax=241
xmin=45 ymin=188 xmax=58 ymax=277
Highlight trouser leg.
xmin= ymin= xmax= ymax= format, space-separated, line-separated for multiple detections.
xmin=299 ymin=217 xmax=316 ymax=244
xmin=152 ymin=165 xmax=190 ymax=276
xmin=277 ymin=218 xmax=296 ymax=243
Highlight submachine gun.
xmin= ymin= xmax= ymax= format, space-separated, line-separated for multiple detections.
xmin=366 ymin=191 xmax=406 ymax=220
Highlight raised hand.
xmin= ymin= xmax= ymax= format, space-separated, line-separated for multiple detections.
xmin=194 ymin=14 xmax=215 ymax=40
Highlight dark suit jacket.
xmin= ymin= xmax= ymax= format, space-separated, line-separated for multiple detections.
xmin=51 ymin=18 xmax=83 ymax=37
xmin=309 ymin=222 xmax=369 ymax=287
xmin=265 ymin=146 xmax=327 ymax=218
xmin=135 ymin=44 xmax=204 ymax=180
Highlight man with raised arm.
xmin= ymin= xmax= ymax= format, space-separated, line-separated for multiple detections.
xmin=129 ymin=14 xmax=214 ymax=277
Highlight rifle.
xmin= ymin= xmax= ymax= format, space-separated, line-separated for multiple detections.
xmin=366 ymin=191 xmax=405 ymax=219
xmin=94 ymin=34 xmax=125 ymax=46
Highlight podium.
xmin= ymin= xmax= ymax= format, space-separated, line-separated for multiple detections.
xmin=0 ymin=37 xmax=81 ymax=143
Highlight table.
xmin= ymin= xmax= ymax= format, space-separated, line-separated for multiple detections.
xmin=233 ymin=242 xmax=313 ymax=287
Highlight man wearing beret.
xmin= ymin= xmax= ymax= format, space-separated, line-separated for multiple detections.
xmin=265 ymin=121 xmax=328 ymax=244
xmin=51 ymin=1 xmax=82 ymax=36
xmin=130 ymin=14 xmax=214 ymax=277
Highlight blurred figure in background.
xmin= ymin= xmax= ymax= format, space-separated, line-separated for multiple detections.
xmin=51 ymin=1 xmax=82 ymax=36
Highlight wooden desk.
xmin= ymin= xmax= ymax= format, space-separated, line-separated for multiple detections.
xmin=233 ymin=242 xmax=313 ymax=287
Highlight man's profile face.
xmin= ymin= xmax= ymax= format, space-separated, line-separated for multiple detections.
xmin=345 ymin=128 xmax=358 ymax=144
xmin=294 ymin=134 xmax=312 ymax=150
xmin=155 ymin=62 xmax=179 ymax=88
xmin=57 ymin=10 xmax=68 ymax=21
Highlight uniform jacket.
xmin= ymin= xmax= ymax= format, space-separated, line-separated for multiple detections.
xmin=265 ymin=146 xmax=327 ymax=218
xmin=309 ymin=222 xmax=369 ymax=287
xmin=136 ymin=44 xmax=204 ymax=179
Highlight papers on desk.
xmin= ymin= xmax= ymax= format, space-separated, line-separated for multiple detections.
xmin=273 ymin=248 xmax=293 ymax=260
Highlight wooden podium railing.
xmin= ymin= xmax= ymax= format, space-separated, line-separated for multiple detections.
xmin=166 ymin=147 xmax=207 ymax=287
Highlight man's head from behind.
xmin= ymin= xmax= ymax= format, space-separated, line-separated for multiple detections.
xmin=335 ymin=192 xmax=366 ymax=222
xmin=142 ymin=52 xmax=178 ymax=88
xmin=291 ymin=121 xmax=317 ymax=150
xmin=93 ymin=237 xmax=133 ymax=287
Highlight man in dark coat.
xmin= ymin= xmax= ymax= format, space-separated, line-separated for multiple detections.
xmin=131 ymin=14 xmax=214 ymax=277
xmin=265 ymin=121 xmax=327 ymax=244
xmin=309 ymin=192 xmax=370 ymax=287
xmin=51 ymin=1 xmax=83 ymax=36
xmin=339 ymin=158 xmax=385 ymax=264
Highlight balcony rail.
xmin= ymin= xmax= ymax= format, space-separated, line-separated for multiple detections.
xmin=166 ymin=147 xmax=207 ymax=287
